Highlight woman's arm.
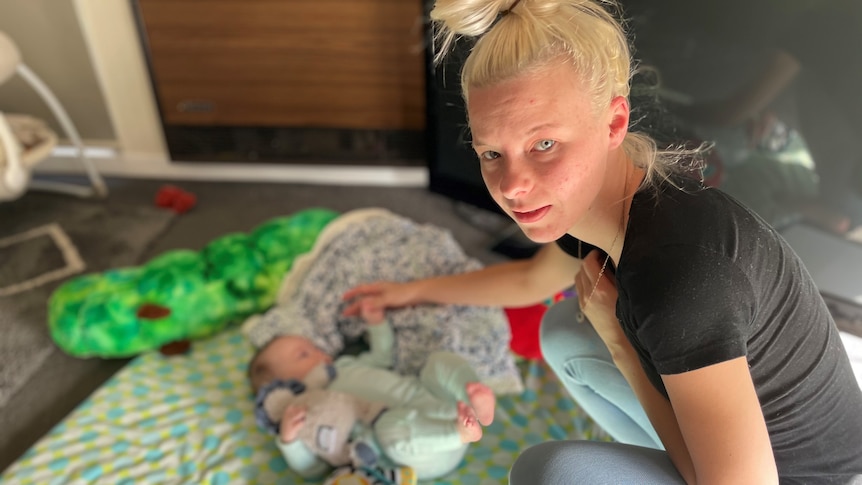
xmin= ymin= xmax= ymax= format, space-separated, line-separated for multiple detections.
xmin=578 ymin=251 xmax=778 ymax=484
xmin=662 ymin=357 xmax=778 ymax=484
xmin=343 ymin=242 xmax=580 ymax=313
xmin=609 ymin=344 xmax=778 ymax=484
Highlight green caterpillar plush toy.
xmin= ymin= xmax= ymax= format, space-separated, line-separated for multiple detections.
xmin=48 ymin=208 xmax=339 ymax=358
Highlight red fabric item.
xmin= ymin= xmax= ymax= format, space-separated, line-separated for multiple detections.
xmin=505 ymin=291 xmax=574 ymax=360
xmin=505 ymin=303 xmax=546 ymax=360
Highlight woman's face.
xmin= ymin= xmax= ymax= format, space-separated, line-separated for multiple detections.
xmin=467 ymin=63 xmax=628 ymax=243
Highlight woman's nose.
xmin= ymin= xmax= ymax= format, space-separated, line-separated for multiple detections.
xmin=499 ymin=157 xmax=532 ymax=200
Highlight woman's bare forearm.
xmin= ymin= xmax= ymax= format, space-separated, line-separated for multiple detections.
xmin=411 ymin=260 xmax=557 ymax=307
xmin=411 ymin=244 xmax=580 ymax=308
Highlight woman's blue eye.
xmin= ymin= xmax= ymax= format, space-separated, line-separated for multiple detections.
xmin=480 ymin=151 xmax=501 ymax=160
xmin=535 ymin=140 xmax=555 ymax=151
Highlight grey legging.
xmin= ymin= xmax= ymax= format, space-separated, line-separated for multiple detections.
xmin=510 ymin=440 xmax=684 ymax=485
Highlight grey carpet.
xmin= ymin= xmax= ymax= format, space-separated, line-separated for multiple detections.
xmin=0 ymin=178 xmax=513 ymax=473
xmin=0 ymin=194 xmax=176 ymax=408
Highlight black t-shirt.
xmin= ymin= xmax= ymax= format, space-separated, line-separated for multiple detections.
xmin=557 ymin=177 xmax=862 ymax=482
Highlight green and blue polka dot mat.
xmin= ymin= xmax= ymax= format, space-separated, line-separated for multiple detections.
xmin=1 ymin=326 xmax=608 ymax=484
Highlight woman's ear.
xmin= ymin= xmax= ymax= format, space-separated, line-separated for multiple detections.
xmin=607 ymin=96 xmax=630 ymax=150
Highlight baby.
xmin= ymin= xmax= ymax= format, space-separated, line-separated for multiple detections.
xmin=247 ymin=296 xmax=496 ymax=480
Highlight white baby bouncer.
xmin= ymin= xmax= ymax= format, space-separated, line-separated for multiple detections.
xmin=0 ymin=30 xmax=107 ymax=202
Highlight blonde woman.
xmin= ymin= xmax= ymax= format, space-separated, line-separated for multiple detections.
xmin=344 ymin=0 xmax=862 ymax=482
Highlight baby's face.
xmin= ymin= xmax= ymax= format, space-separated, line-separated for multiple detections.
xmin=250 ymin=336 xmax=332 ymax=392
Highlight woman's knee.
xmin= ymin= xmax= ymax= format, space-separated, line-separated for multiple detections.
xmin=510 ymin=441 xmax=585 ymax=485
xmin=510 ymin=441 xmax=683 ymax=485
xmin=540 ymin=299 xmax=606 ymax=365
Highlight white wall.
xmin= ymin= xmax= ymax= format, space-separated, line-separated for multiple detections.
xmin=0 ymin=0 xmax=114 ymax=140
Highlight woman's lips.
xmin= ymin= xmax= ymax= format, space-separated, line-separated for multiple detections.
xmin=512 ymin=206 xmax=550 ymax=224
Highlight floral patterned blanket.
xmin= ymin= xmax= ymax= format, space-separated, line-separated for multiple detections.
xmin=243 ymin=208 xmax=523 ymax=395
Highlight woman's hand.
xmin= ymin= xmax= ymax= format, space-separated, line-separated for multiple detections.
xmin=574 ymin=250 xmax=626 ymax=346
xmin=342 ymin=281 xmax=419 ymax=317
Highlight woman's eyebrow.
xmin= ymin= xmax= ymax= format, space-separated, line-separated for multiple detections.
xmin=525 ymin=122 xmax=562 ymax=136
xmin=473 ymin=122 xmax=563 ymax=147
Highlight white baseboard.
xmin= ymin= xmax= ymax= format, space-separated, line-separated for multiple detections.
xmin=34 ymin=145 xmax=429 ymax=187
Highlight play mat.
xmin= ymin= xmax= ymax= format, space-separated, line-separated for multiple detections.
xmin=1 ymin=207 xmax=609 ymax=484
xmin=0 ymin=324 xmax=608 ymax=484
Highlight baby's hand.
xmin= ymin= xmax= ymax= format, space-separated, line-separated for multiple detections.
xmin=358 ymin=296 xmax=385 ymax=326
xmin=280 ymin=405 xmax=307 ymax=443
xmin=342 ymin=281 xmax=416 ymax=316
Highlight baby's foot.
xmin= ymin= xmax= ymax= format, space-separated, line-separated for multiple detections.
xmin=456 ymin=401 xmax=482 ymax=443
xmin=466 ymin=382 xmax=496 ymax=426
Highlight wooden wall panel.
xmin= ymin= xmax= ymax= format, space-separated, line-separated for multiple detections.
xmin=136 ymin=0 xmax=426 ymax=130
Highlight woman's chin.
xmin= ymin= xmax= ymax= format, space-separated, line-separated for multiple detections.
xmin=518 ymin=225 xmax=563 ymax=245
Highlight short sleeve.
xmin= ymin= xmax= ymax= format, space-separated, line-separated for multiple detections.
xmin=619 ymin=244 xmax=755 ymax=375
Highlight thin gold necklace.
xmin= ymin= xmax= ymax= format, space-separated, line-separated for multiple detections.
xmin=576 ymin=177 xmax=629 ymax=323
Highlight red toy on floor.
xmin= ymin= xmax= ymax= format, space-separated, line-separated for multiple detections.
xmin=155 ymin=185 xmax=197 ymax=214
